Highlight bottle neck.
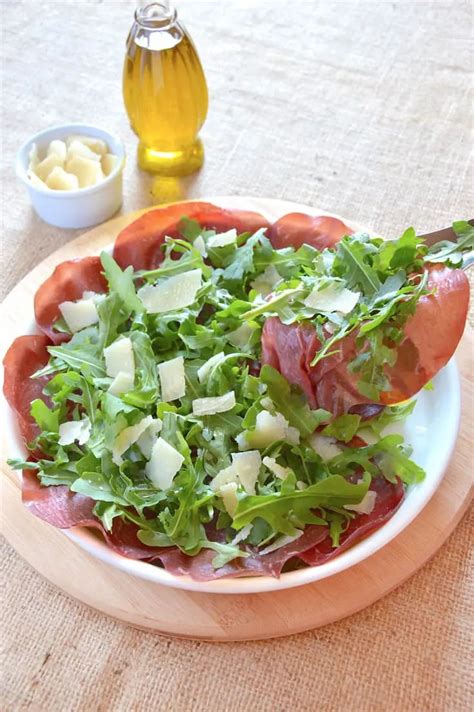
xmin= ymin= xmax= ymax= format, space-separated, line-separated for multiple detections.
xmin=135 ymin=2 xmax=177 ymax=30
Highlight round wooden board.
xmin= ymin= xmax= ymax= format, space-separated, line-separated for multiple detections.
xmin=1 ymin=197 xmax=472 ymax=642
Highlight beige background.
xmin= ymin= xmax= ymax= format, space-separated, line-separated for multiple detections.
xmin=1 ymin=1 xmax=473 ymax=710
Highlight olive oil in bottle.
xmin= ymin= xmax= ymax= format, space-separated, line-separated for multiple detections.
xmin=123 ymin=2 xmax=208 ymax=176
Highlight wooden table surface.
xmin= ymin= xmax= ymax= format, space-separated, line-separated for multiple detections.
xmin=1 ymin=1 xmax=472 ymax=710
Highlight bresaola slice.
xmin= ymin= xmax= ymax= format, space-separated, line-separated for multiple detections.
xmin=22 ymin=470 xmax=172 ymax=559
xmin=3 ymin=335 xmax=52 ymax=444
xmin=34 ymin=256 xmax=107 ymax=343
xmin=299 ymin=476 xmax=404 ymax=566
xmin=269 ymin=212 xmax=352 ymax=250
xmin=113 ymin=201 xmax=270 ymax=271
xmin=262 ymin=264 xmax=469 ymax=413
xmin=381 ymin=264 xmax=469 ymax=404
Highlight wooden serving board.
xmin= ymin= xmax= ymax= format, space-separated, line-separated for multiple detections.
xmin=1 ymin=198 xmax=472 ymax=641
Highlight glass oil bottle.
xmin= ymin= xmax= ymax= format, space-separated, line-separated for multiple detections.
xmin=123 ymin=2 xmax=208 ymax=176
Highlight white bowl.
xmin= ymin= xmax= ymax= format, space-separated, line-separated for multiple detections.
xmin=0 ymin=197 xmax=462 ymax=594
xmin=15 ymin=123 xmax=125 ymax=229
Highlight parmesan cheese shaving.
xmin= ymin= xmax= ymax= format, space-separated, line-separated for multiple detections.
xmin=59 ymin=297 xmax=99 ymax=333
xmin=158 ymin=356 xmax=186 ymax=402
xmin=304 ymin=282 xmax=360 ymax=314
xmin=192 ymin=391 xmax=236 ymax=416
xmin=108 ymin=371 xmax=134 ymax=396
xmin=104 ymin=337 xmax=135 ymax=379
xmin=112 ymin=415 xmax=154 ymax=466
xmin=138 ymin=269 xmax=202 ymax=313
xmin=309 ymin=433 xmax=342 ymax=461
xmin=58 ymin=417 xmax=91 ymax=446
xmin=145 ymin=437 xmax=185 ymax=490
xmin=344 ymin=490 xmax=377 ymax=515
xmin=206 ymin=229 xmax=237 ymax=248
xmin=259 ymin=531 xmax=303 ymax=556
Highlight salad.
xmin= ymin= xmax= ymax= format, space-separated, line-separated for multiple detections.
xmin=4 ymin=204 xmax=472 ymax=580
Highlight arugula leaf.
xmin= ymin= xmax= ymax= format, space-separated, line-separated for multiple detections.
xmin=48 ymin=329 xmax=105 ymax=379
xmin=260 ymin=365 xmax=331 ymax=436
xmin=333 ymin=234 xmax=381 ymax=295
xmin=425 ymin=220 xmax=474 ymax=266
xmin=232 ymin=475 xmax=370 ymax=535
xmin=202 ymin=539 xmax=249 ymax=568
xmin=100 ymin=251 xmax=143 ymax=315
xmin=373 ymin=228 xmax=419 ymax=273
xmin=124 ymin=331 xmax=159 ymax=407
xmin=30 ymin=399 xmax=59 ymax=433
xmin=329 ymin=434 xmax=425 ymax=484
xmin=322 ymin=414 xmax=361 ymax=443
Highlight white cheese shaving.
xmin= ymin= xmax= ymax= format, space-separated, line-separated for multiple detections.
xmin=254 ymin=411 xmax=288 ymax=443
xmin=108 ymin=371 xmax=134 ymax=396
xmin=59 ymin=297 xmax=99 ymax=333
xmin=192 ymin=391 xmax=236 ymax=416
xmin=304 ymin=281 xmax=360 ymax=314
xmin=229 ymin=524 xmax=253 ymax=546
xmin=112 ymin=415 xmax=154 ymax=466
xmin=210 ymin=465 xmax=238 ymax=492
xmin=197 ymin=352 xmax=225 ymax=383
xmin=220 ymin=482 xmax=239 ymax=517
xmin=211 ymin=450 xmax=262 ymax=496
xmin=158 ymin=356 xmax=186 ymax=402
xmin=104 ymin=337 xmax=135 ymax=380
xmin=250 ymin=264 xmax=282 ymax=296
xmin=193 ymin=235 xmax=207 ymax=257
xmin=259 ymin=530 xmax=303 ymax=556
xmin=206 ymin=228 xmax=237 ymax=248
xmin=145 ymin=437 xmax=185 ymax=490
xmin=344 ymin=491 xmax=377 ymax=515
xmin=137 ymin=269 xmax=202 ymax=314
xmin=263 ymin=456 xmax=291 ymax=480
xmin=231 ymin=451 xmax=262 ymax=495
xmin=310 ymin=433 xmax=342 ymax=461
xmin=227 ymin=323 xmax=255 ymax=349
xmin=58 ymin=417 xmax=91 ymax=446
xmin=136 ymin=419 xmax=163 ymax=459
xmin=237 ymin=410 xmax=299 ymax=450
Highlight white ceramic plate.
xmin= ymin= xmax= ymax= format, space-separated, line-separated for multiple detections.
xmin=0 ymin=197 xmax=461 ymax=594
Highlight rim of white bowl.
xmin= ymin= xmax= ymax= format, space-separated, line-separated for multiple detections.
xmin=15 ymin=123 xmax=126 ymax=198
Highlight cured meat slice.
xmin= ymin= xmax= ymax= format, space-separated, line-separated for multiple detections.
xmin=299 ymin=476 xmax=404 ymax=566
xmin=381 ymin=264 xmax=469 ymax=404
xmin=261 ymin=265 xmax=469 ymax=412
xmin=269 ymin=212 xmax=352 ymax=250
xmin=151 ymin=524 xmax=329 ymax=580
xmin=113 ymin=202 xmax=270 ymax=271
xmin=22 ymin=470 xmax=172 ymax=559
xmin=3 ymin=335 xmax=51 ymax=444
xmin=34 ymin=256 xmax=107 ymax=343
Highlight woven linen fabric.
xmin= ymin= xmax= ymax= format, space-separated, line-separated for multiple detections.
xmin=1 ymin=1 xmax=472 ymax=710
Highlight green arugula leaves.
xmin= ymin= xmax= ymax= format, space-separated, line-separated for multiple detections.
xmin=14 ymin=217 xmax=473 ymax=569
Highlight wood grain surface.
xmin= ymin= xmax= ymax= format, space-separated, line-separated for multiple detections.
xmin=1 ymin=1 xmax=473 ymax=710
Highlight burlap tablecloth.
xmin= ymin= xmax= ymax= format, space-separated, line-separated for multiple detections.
xmin=1 ymin=1 xmax=473 ymax=710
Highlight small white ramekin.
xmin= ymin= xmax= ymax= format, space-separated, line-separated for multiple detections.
xmin=16 ymin=123 xmax=126 ymax=229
